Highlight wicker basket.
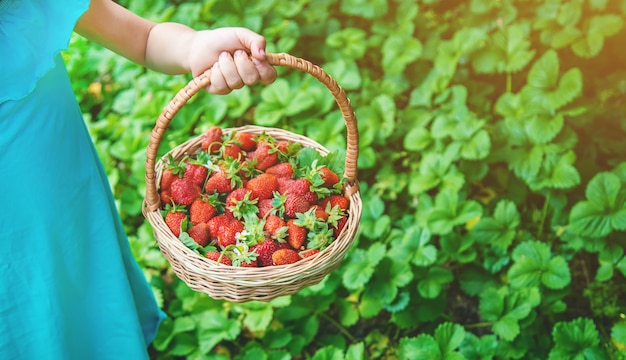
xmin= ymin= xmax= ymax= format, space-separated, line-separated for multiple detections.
xmin=142 ymin=52 xmax=361 ymax=302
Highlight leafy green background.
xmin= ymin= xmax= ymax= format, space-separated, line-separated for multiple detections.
xmin=65 ymin=0 xmax=626 ymax=358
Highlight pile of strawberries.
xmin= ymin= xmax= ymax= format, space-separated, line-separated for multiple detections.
xmin=159 ymin=126 xmax=349 ymax=267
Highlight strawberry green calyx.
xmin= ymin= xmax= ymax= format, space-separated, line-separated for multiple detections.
xmin=324 ymin=204 xmax=346 ymax=228
xmin=240 ymin=213 xmax=266 ymax=246
xmin=228 ymin=240 xmax=259 ymax=267
xmin=293 ymin=207 xmax=321 ymax=231
xmin=306 ymin=225 xmax=335 ymax=250
xmin=270 ymin=191 xmax=287 ymax=219
xmin=228 ymin=191 xmax=259 ymax=220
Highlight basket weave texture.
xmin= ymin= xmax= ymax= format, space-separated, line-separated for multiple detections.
xmin=142 ymin=53 xmax=361 ymax=302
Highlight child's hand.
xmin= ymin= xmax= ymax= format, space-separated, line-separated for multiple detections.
xmin=188 ymin=27 xmax=277 ymax=94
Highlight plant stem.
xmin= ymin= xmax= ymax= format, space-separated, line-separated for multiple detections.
xmin=464 ymin=321 xmax=493 ymax=329
xmin=319 ymin=312 xmax=358 ymax=343
xmin=537 ymin=190 xmax=551 ymax=240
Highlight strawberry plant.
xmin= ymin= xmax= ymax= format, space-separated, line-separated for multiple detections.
xmin=67 ymin=0 xmax=626 ymax=358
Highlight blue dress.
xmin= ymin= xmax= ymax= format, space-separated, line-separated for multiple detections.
xmin=0 ymin=1 xmax=165 ymax=358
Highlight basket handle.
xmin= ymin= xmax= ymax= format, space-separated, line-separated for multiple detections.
xmin=144 ymin=52 xmax=359 ymax=212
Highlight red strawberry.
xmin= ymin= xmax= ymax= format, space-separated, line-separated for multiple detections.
xmin=184 ymin=162 xmax=208 ymax=186
xmin=264 ymin=215 xmax=286 ymax=238
xmin=300 ymin=249 xmax=320 ymax=258
xmin=160 ymin=190 xmax=173 ymax=205
xmin=303 ymin=191 xmax=318 ymax=204
xmin=332 ymin=216 xmax=348 ymax=237
xmin=170 ymin=178 xmax=201 ymax=205
xmin=165 ymin=209 xmax=187 ymax=237
xmin=189 ymin=197 xmax=217 ymax=225
xmin=187 ymin=222 xmax=211 ymax=247
xmin=257 ymin=199 xmax=275 ymax=218
xmin=249 ymin=140 xmax=278 ymax=171
xmin=201 ymin=126 xmax=223 ymax=154
xmin=266 ymin=163 xmax=294 ymax=178
xmin=208 ymin=214 xmax=231 ymax=240
xmin=223 ymin=143 xmax=243 ymax=160
xmin=310 ymin=204 xmax=329 ymax=221
xmin=278 ymin=178 xmax=311 ymax=196
xmin=252 ymin=239 xmax=278 ymax=267
xmin=204 ymin=172 xmax=234 ymax=194
xmin=239 ymin=259 xmax=258 ymax=267
xmin=235 ymin=132 xmax=257 ymax=151
xmin=160 ymin=168 xmax=179 ymax=191
xmin=277 ymin=242 xmax=291 ymax=250
xmin=321 ymin=194 xmax=349 ymax=211
xmin=286 ymin=219 xmax=307 ymax=250
xmin=246 ymin=173 xmax=278 ymax=200
xmin=284 ymin=193 xmax=310 ymax=218
xmin=272 ymin=248 xmax=301 ymax=265
xmin=276 ymin=140 xmax=290 ymax=153
xmin=217 ymin=219 xmax=244 ymax=248
xmin=206 ymin=250 xmax=232 ymax=265
xmin=319 ymin=167 xmax=340 ymax=188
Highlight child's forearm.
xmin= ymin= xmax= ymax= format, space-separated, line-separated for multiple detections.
xmin=144 ymin=22 xmax=196 ymax=75
xmin=75 ymin=0 xmax=155 ymax=67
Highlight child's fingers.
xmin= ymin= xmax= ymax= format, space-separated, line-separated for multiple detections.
xmin=233 ymin=50 xmax=260 ymax=86
xmin=206 ymin=62 xmax=231 ymax=95
xmin=252 ymin=57 xmax=277 ymax=84
xmin=215 ymin=52 xmax=244 ymax=90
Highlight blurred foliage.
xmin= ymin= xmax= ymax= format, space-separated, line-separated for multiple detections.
xmin=65 ymin=0 xmax=626 ymax=358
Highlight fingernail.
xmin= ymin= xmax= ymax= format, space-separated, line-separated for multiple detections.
xmin=251 ymin=58 xmax=260 ymax=65
xmin=220 ymin=51 xmax=229 ymax=59
xmin=235 ymin=49 xmax=245 ymax=56
xmin=259 ymin=49 xmax=266 ymax=56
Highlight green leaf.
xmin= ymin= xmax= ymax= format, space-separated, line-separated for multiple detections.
xmin=543 ymin=256 xmax=572 ymax=289
xmin=342 ymin=243 xmax=386 ymax=290
xmin=569 ymin=172 xmax=626 ymax=237
xmin=323 ymin=58 xmax=362 ymax=90
xmin=507 ymin=241 xmax=571 ymax=289
xmin=522 ymin=50 xmax=582 ymax=111
xmin=472 ymin=24 xmax=535 ymax=74
xmin=434 ymin=322 xmax=466 ymax=356
xmin=508 ymin=145 xmax=543 ymax=182
xmin=426 ymin=189 xmax=483 ymax=235
xmin=243 ymin=305 xmax=274 ymax=333
xmin=409 ymin=227 xmax=438 ymax=267
xmin=586 ymin=172 xmax=621 ymax=209
xmin=345 ymin=342 xmax=366 ymax=360
xmin=326 ymin=28 xmax=368 ymax=60
xmin=398 ymin=335 xmax=441 ymax=360
xmin=311 ymin=345 xmax=345 ymax=360
xmin=549 ymin=318 xmax=606 ymax=360
xmin=459 ymin=128 xmax=491 ymax=160
xmin=569 ymin=202 xmax=613 ymax=238
xmin=479 ymin=287 xmax=504 ymax=321
xmin=340 ymin=0 xmax=388 ymax=19
xmin=382 ymin=35 xmax=422 ymax=76
xmin=589 ymin=14 xmax=624 ymax=37
xmin=493 ymin=314 xmax=521 ymax=341
xmin=337 ymin=298 xmax=359 ymax=326
xmin=460 ymin=333 xmax=498 ymax=359
xmin=196 ymin=310 xmax=241 ymax=354
xmin=572 ymin=32 xmax=604 ymax=58
xmin=404 ymin=127 xmax=432 ymax=152
xmin=612 ymin=322 xmax=626 ymax=353
xmin=471 ymin=199 xmax=520 ymax=250
xmin=551 ymin=27 xmax=583 ymax=48
xmin=418 ymin=267 xmax=454 ymax=299
xmin=525 ymin=113 xmax=564 ymax=145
